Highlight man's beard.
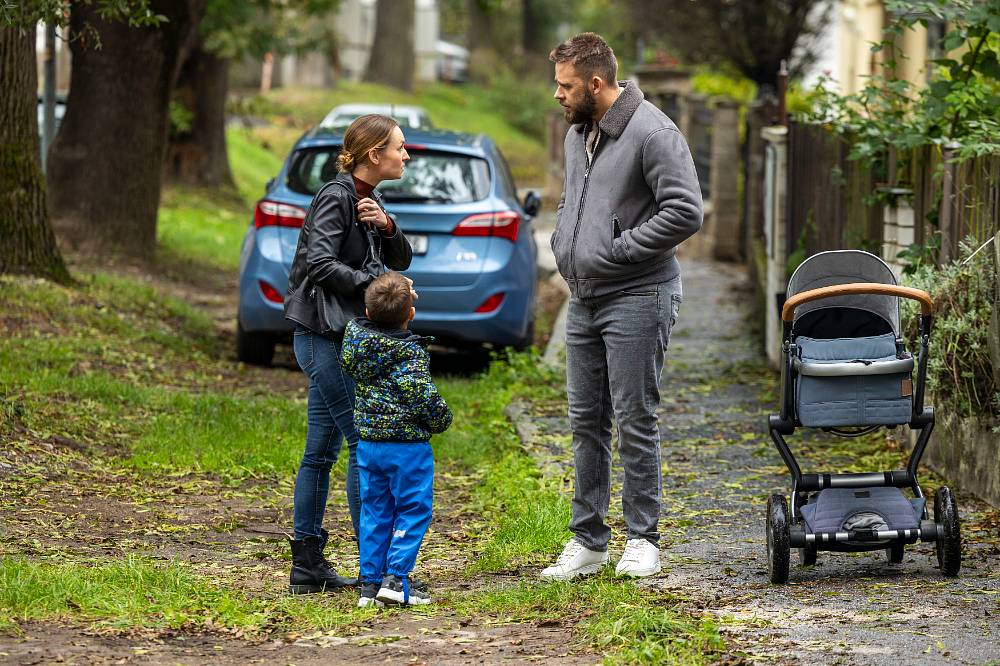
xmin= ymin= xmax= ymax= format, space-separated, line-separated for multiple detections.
xmin=564 ymin=88 xmax=597 ymax=125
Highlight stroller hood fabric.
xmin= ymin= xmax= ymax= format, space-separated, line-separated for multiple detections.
xmin=787 ymin=250 xmax=901 ymax=335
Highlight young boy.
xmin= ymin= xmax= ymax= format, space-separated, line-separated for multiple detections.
xmin=340 ymin=272 xmax=453 ymax=607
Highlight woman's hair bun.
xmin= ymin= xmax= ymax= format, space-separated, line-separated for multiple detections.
xmin=336 ymin=149 xmax=356 ymax=173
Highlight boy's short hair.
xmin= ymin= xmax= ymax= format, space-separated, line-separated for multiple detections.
xmin=365 ymin=272 xmax=413 ymax=328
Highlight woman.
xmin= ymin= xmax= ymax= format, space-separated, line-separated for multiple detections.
xmin=283 ymin=114 xmax=413 ymax=594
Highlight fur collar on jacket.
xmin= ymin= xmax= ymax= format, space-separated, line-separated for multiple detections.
xmin=574 ymin=80 xmax=645 ymax=138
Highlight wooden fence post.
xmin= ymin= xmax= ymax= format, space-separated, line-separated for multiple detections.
xmin=990 ymin=230 xmax=1000 ymax=390
xmin=939 ymin=144 xmax=958 ymax=264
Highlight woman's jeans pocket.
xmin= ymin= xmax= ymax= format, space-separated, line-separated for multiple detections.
xmin=293 ymin=327 xmax=314 ymax=371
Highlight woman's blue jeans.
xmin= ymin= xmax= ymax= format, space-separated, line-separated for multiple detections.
xmin=292 ymin=327 xmax=361 ymax=542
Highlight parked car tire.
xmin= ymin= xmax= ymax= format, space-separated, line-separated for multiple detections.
xmin=513 ymin=318 xmax=536 ymax=352
xmin=237 ymin=321 xmax=275 ymax=366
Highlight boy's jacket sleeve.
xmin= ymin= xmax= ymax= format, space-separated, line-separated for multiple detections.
xmin=391 ymin=358 xmax=453 ymax=434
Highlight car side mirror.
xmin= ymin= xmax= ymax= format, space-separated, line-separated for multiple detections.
xmin=522 ymin=191 xmax=541 ymax=218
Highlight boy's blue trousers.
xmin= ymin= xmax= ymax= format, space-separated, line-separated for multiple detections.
xmin=356 ymin=439 xmax=434 ymax=583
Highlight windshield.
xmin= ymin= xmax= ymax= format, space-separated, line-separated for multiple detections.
xmin=287 ymin=147 xmax=491 ymax=203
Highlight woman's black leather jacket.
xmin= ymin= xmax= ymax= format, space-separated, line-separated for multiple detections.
xmin=284 ymin=173 xmax=412 ymax=338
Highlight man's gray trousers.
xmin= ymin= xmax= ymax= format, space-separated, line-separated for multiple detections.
xmin=565 ymin=277 xmax=681 ymax=551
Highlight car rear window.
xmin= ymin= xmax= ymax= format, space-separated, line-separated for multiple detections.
xmin=287 ymin=147 xmax=491 ymax=203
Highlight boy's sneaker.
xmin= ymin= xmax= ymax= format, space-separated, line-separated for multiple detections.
xmin=539 ymin=538 xmax=609 ymax=581
xmin=357 ymin=582 xmax=384 ymax=608
xmin=615 ymin=538 xmax=661 ymax=577
xmin=376 ymin=575 xmax=431 ymax=606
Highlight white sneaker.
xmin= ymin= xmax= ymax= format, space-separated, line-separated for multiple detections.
xmin=615 ymin=538 xmax=661 ymax=577
xmin=539 ymin=539 xmax=609 ymax=581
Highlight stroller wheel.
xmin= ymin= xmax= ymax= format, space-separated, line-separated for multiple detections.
xmin=886 ymin=542 xmax=904 ymax=564
xmin=799 ymin=544 xmax=817 ymax=566
xmin=934 ymin=487 xmax=961 ymax=577
xmin=766 ymin=494 xmax=790 ymax=584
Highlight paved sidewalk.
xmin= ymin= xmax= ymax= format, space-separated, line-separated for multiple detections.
xmin=531 ymin=258 xmax=1000 ymax=664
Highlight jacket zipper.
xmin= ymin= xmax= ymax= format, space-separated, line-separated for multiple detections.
xmin=569 ymin=129 xmax=601 ymax=280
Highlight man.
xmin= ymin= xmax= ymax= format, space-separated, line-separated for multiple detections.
xmin=541 ymin=33 xmax=702 ymax=580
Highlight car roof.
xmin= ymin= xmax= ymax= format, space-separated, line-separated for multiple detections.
xmin=320 ymin=103 xmax=432 ymax=129
xmin=326 ymin=103 xmax=428 ymax=116
xmin=298 ymin=126 xmax=491 ymax=153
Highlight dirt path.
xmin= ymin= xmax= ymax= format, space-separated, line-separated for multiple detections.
xmin=519 ymin=259 xmax=1000 ymax=665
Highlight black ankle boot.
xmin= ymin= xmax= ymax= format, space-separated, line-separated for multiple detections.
xmin=288 ymin=535 xmax=358 ymax=594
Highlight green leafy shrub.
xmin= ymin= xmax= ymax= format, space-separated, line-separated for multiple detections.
xmin=803 ymin=0 xmax=1000 ymax=164
xmin=902 ymin=238 xmax=999 ymax=420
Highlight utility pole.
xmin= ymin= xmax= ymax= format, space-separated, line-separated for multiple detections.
xmin=41 ymin=22 xmax=56 ymax=173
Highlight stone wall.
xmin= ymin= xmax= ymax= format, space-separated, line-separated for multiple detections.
xmin=912 ymin=413 xmax=1000 ymax=508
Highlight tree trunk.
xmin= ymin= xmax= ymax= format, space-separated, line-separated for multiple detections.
xmin=0 ymin=27 xmax=70 ymax=283
xmin=467 ymin=0 xmax=492 ymax=51
xmin=164 ymin=35 xmax=234 ymax=188
xmin=47 ymin=0 xmax=204 ymax=260
xmin=364 ymin=0 xmax=414 ymax=91
xmin=522 ymin=0 xmax=543 ymax=56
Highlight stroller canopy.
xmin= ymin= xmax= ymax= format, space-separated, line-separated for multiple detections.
xmin=787 ymin=250 xmax=900 ymax=336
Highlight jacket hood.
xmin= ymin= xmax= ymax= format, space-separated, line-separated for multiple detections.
xmin=341 ymin=318 xmax=431 ymax=383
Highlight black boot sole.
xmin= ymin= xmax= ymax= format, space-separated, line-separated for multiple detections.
xmin=289 ymin=583 xmax=326 ymax=594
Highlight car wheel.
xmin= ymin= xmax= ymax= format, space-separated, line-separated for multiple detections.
xmin=236 ymin=321 xmax=275 ymax=366
xmin=513 ymin=318 xmax=536 ymax=352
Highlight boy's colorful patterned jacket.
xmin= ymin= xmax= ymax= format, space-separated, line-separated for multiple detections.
xmin=340 ymin=318 xmax=453 ymax=442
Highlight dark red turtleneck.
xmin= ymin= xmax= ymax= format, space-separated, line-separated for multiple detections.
xmin=352 ymin=175 xmax=395 ymax=236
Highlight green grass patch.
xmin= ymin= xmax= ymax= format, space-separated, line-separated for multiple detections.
xmin=453 ymin=573 xmax=724 ymax=665
xmin=0 ymin=555 xmax=363 ymax=634
xmin=157 ymin=187 xmax=248 ymax=272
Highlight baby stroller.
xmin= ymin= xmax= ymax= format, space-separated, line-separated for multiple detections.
xmin=766 ymin=250 xmax=961 ymax=583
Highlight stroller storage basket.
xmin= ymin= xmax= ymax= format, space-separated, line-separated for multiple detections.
xmin=795 ymin=333 xmax=912 ymax=427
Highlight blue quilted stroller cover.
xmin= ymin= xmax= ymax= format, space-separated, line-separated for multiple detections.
xmin=795 ymin=334 xmax=913 ymax=427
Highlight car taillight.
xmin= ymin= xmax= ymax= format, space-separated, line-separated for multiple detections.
xmin=259 ymin=280 xmax=284 ymax=304
xmin=254 ymin=200 xmax=307 ymax=228
xmin=475 ymin=293 xmax=505 ymax=313
xmin=452 ymin=211 xmax=520 ymax=243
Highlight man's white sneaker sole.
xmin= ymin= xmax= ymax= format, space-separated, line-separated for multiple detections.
xmin=615 ymin=563 xmax=662 ymax=577
xmin=539 ymin=560 xmax=607 ymax=581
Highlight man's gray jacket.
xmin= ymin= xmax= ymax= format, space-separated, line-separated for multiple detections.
xmin=551 ymin=81 xmax=703 ymax=299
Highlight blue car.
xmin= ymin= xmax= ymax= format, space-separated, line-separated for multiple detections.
xmin=237 ymin=126 xmax=540 ymax=365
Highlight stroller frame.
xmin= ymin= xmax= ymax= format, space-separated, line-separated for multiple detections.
xmin=765 ymin=252 xmax=961 ymax=583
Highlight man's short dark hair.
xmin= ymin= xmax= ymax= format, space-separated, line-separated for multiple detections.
xmin=365 ymin=272 xmax=413 ymax=329
xmin=549 ymin=32 xmax=617 ymax=85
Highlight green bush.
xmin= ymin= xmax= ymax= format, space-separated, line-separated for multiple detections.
xmin=902 ymin=238 xmax=999 ymax=420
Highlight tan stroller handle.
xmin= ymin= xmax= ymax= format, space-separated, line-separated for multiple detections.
xmin=781 ymin=283 xmax=935 ymax=322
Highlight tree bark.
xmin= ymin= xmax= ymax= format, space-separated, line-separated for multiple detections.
xmin=522 ymin=0 xmax=543 ymax=56
xmin=0 ymin=26 xmax=70 ymax=283
xmin=47 ymin=0 xmax=205 ymax=260
xmin=364 ymin=0 xmax=415 ymax=91
xmin=467 ymin=0 xmax=492 ymax=51
xmin=164 ymin=35 xmax=234 ymax=188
